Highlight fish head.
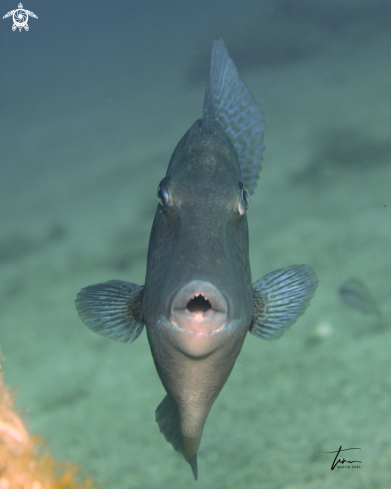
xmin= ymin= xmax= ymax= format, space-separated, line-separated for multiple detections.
xmin=143 ymin=118 xmax=253 ymax=358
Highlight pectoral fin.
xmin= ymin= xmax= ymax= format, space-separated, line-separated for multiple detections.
xmin=250 ymin=265 xmax=318 ymax=340
xmin=75 ymin=280 xmax=144 ymax=344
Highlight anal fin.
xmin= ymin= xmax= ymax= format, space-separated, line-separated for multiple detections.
xmin=156 ymin=395 xmax=198 ymax=480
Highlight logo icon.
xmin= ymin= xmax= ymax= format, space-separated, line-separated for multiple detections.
xmin=3 ymin=3 xmax=38 ymax=32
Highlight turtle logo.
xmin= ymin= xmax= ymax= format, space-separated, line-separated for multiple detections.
xmin=3 ymin=3 xmax=38 ymax=32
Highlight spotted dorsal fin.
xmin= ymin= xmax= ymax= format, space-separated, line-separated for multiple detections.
xmin=209 ymin=39 xmax=265 ymax=194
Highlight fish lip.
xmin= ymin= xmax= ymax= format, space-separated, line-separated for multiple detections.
xmin=170 ymin=280 xmax=228 ymax=336
xmin=168 ymin=320 xmax=226 ymax=338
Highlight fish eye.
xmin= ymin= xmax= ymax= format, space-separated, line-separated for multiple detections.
xmin=157 ymin=176 xmax=171 ymax=206
xmin=238 ymin=182 xmax=250 ymax=215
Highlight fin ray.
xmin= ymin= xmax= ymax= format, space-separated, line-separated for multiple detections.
xmin=75 ymin=280 xmax=144 ymax=344
xmin=250 ymin=265 xmax=318 ymax=340
xmin=209 ymin=39 xmax=265 ymax=194
xmin=202 ymin=82 xmax=215 ymax=133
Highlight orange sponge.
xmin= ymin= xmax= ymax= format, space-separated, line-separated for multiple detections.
xmin=0 ymin=355 xmax=98 ymax=489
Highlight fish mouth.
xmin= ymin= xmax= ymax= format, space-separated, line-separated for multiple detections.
xmin=170 ymin=280 xmax=228 ymax=336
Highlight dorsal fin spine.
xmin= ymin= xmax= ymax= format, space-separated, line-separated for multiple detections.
xmin=201 ymin=81 xmax=215 ymax=134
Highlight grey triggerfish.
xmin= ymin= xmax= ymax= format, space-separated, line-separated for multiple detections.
xmin=75 ymin=39 xmax=318 ymax=480
xmin=338 ymin=278 xmax=381 ymax=317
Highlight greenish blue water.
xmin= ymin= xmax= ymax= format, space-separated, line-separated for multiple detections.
xmin=1 ymin=1 xmax=390 ymax=487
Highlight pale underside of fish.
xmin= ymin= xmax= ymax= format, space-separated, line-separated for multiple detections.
xmin=76 ymin=39 xmax=318 ymax=480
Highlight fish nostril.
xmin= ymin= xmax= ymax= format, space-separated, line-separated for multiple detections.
xmin=186 ymin=295 xmax=212 ymax=314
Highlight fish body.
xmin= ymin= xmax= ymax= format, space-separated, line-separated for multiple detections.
xmin=338 ymin=278 xmax=381 ymax=316
xmin=76 ymin=40 xmax=318 ymax=479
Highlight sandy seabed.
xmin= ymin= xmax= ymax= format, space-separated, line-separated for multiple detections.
xmin=1 ymin=33 xmax=390 ymax=488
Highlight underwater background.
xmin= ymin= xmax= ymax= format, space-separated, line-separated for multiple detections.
xmin=1 ymin=0 xmax=390 ymax=487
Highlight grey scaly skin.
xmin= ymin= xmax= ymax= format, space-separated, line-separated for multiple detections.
xmin=76 ymin=39 xmax=318 ymax=480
